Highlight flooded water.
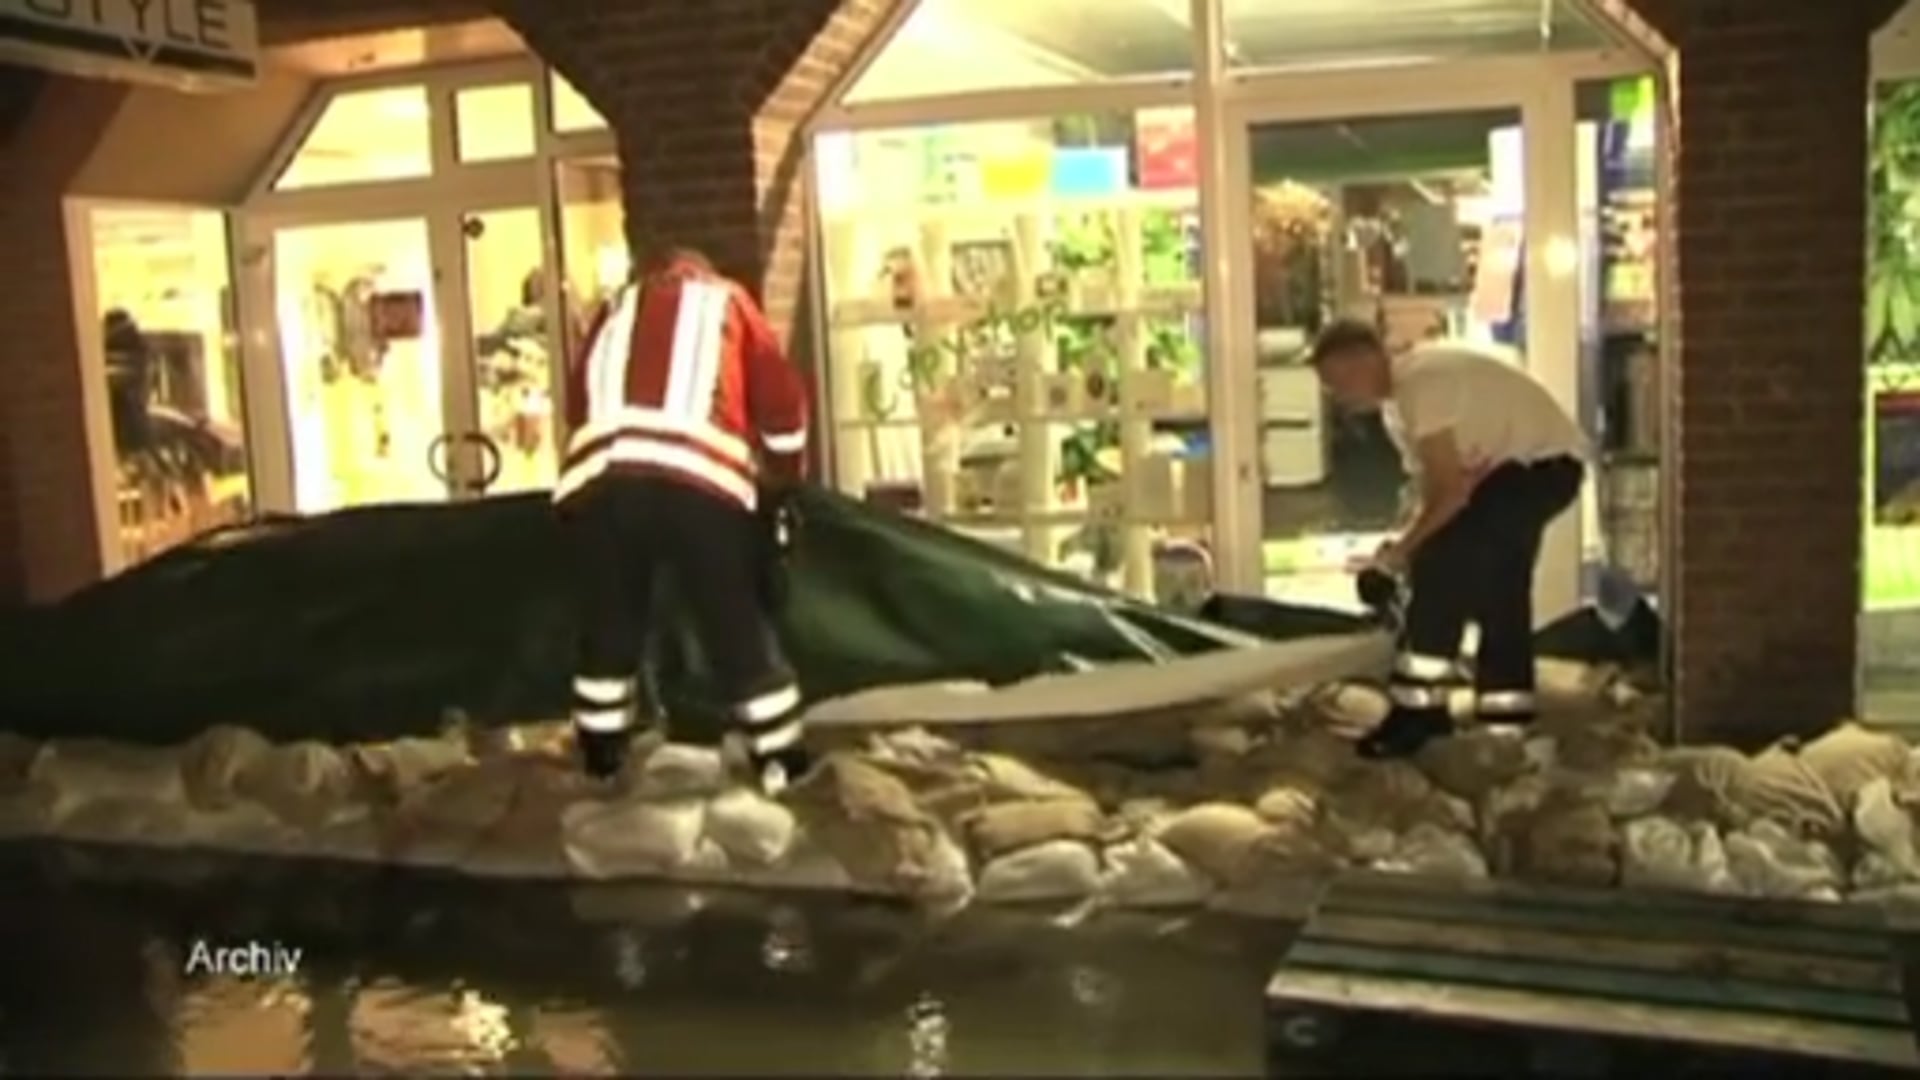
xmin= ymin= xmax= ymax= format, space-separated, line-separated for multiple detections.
xmin=0 ymin=842 xmax=1288 ymax=1078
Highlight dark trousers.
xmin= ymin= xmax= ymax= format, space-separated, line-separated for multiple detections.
xmin=1391 ymin=456 xmax=1584 ymax=722
xmin=561 ymin=475 xmax=798 ymax=749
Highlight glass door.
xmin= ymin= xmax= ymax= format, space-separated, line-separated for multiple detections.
xmin=270 ymin=217 xmax=449 ymax=513
xmin=453 ymin=205 xmax=561 ymax=496
xmin=1237 ymin=107 xmax=1527 ymax=610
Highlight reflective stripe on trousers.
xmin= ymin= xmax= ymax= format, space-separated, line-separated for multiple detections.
xmin=573 ymin=675 xmax=635 ymax=733
xmin=1389 ymin=651 xmax=1458 ymax=711
xmin=1476 ymin=689 xmax=1537 ymax=718
xmin=738 ymin=682 xmax=803 ymax=756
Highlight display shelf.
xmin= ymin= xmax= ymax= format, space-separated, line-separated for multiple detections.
xmin=821 ymin=189 xmax=1211 ymax=600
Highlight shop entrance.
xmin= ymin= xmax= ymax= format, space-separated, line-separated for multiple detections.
xmin=250 ymin=203 xmax=557 ymax=514
xmin=1218 ymin=62 xmax=1589 ymax=621
xmin=225 ymin=56 xmax=621 ymax=518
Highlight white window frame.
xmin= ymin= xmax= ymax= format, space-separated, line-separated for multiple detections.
xmin=805 ymin=0 xmax=1656 ymax=620
xmin=229 ymin=55 xmax=616 ymax=515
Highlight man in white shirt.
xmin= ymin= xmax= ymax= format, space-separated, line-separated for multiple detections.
xmin=1309 ymin=319 xmax=1587 ymax=758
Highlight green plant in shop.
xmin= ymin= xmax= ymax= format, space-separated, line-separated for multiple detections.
xmin=1147 ymin=319 xmax=1201 ymax=379
xmin=1867 ymin=81 xmax=1920 ymax=385
xmin=1050 ymin=215 xmax=1118 ymax=274
xmin=1141 ymin=210 xmax=1191 ymax=286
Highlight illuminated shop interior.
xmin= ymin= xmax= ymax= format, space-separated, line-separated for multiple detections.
xmin=60 ymin=0 xmax=1917 ymax=711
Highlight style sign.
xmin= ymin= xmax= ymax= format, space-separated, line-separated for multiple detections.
xmin=0 ymin=0 xmax=258 ymax=91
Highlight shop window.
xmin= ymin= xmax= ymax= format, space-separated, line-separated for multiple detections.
xmin=455 ymin=82 xmax=536 ymax=163
xmin=86 ymin=205 xmax=251 ymax=568
xmin=276 ymin=86 xmax=432 ymax=191
xmin=554 ymin=155 xmax=629 ymax=356
xmin=843 ymin=0 xmax=1194 ymax=105
xmin=1243 ymin=108 xmax=1525 ymax=609
xmin=814 ymin=110 xmax=1213 ymax=605
xmin=1865 ymin=79 xmax=1920 ymax=717
xmin=1574 ymin=76 xmax=1662 ymax=608
xmin=1222 ymin=0 xmax=1611 ymax=73
xmin=549 ymin=69 xmax=607 ymax=134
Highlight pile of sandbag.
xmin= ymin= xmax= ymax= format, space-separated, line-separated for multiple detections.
xmin=3 ymin=655 xmax=1919 ymax=923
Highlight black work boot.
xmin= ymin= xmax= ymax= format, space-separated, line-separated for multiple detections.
xmin=749 ymin=745 xmax=815 ymax=798
xmin=575 ymin=725 xmax=633 ymax=782
xmin=1357 ymin=706 xmax=1454 ymax=759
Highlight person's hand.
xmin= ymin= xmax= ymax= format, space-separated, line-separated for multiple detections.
xmin=1372 ymin=539 xmax=1409 ymax=575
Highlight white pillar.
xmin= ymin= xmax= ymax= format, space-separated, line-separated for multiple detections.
xmin=1521 ymin=67 xmax=1586 ymax=627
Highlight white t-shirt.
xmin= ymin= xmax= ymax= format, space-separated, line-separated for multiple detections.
xmin=1380 ymin=341 xmax=1586 ymax=476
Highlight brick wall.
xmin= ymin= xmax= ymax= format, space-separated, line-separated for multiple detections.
xmin=0 ymin=75 xmax=129 ymax=604
xmin=1623 ymin=0 xmax=1904 ymax=746
xmin=494 ymin=0 xmax=902 ymax=357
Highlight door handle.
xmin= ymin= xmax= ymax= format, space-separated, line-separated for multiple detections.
xmin=426 ymin=433 xmax=455 ymax=484
xmin=465 ymin=431 xmax=503 ymax=495
xmin=426 ymin=432 xmax=503 ymax=495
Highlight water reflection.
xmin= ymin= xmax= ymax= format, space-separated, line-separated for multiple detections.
xmin=0 ymin=841 xmax=1282 ymax=1078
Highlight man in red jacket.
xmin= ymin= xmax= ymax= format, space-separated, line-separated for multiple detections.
xmin=555 ymin=247 xmax=812 ymax=794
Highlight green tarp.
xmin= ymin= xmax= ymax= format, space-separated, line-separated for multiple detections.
xmin=0 ymin=488 xmax=1270 ymax=746
xmin=0 ymin=487 xmax=1655 ymax=747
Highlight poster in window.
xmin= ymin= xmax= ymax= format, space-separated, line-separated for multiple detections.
xmin=1136 ymin=108 xmax=1198 ymax=190
xmin=370 ymin=291 xmax=425 ymax=340
xmin=1876 ymin=389 xmax=1920 ymax=524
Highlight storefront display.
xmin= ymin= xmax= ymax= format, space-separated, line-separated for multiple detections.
xmin=1246 ymin=109 xmax=1523 ymax=609
xmin=1868 ymin=79 xmax=1920 ymax=616
xmin=1578 ymin=77 xmax=1663 ymax=599
xmin=814 ymin=112 xmax=1212 ymax=600
xmin=86 ymin=205 xmax=251 ymax=570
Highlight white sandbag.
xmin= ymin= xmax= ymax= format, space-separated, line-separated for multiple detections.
xmin=350 ymin=736 xmax=471 ymax=798
xmin=1379 ymin=824 xmax=1488 ymax=882
xmin=630 ymin=743 xmax=728 ymax=800
xmin=684 ymin=837 xmax=732 ymax=877
xmin=562 ymin=798 xmax=706 ymax=878
xmin=311 ymin=808 xmax=383 ymax=862
xmin=704 ymin=788 xmax=797 ymax=867
xmin=178 ymin=726 xmax=272 ymax=810
xmin=1797 ymin=722 xmax=1909 ymax=806
xmin=977 ymin=839 xmax=1101 ymax=903
xmin=1332 ymin=824 xmax=1398 ymax=864
xmin=183 ymin=803 xmax=304 ymax=856
xmin=390 ymin=763 xmax=520 ymax=868
xmin=1724 ymin=820 xmax=1842 ymax=901
xmin=866 ymin=726 xmax=968 ymax=769
xmin=60 ymin=797 xmax=197 ymax=847
xmin=1605 ymin=768 xmax=1677 ymax=819
xmin=1153 ymin=803 xmax=1268 ymax=883
xmin=1101 ymin=837 xmax=1211 ymax=908
xmin=1311 ymin=682 xmax=1391 ymax=737
xmin=32 ymin=739 xmax=185 ymax=809
xmin=916 ymin=829 xmax=975 ymax=913
xmin=1620 ymin=816 xmax=1734 ymax=893
xmin=1854 ymin=777 xmax=1918 ymax=875
xmin=235 ymin=740 xmax=360 ymax=829
xmin=1190 ymin=723 xmax=1255 ymax=758
xmin=1854 ymin=851 xmax=1917 ymax=893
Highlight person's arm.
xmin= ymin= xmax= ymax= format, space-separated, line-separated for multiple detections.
xmin=732 ymin=287 xmax=810 ymax=486
xmin=561 ymin=290 xmax=620 ymax=443
xmin=1388 ymin=431 xmax=1476 ymax=563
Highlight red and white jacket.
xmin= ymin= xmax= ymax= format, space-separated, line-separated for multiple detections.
xmin=555 ymin=259 xmax=809 ymax=510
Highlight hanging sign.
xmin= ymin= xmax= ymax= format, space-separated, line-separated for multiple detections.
xmin=0 ymin=0 xmax=258 ymax=92
xmin=1135 ymin=107 xmax=1197 ymax=190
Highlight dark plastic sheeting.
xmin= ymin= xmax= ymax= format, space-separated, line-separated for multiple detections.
xmin=0 ymin=488 xmax=1252 ymax=745
xmin=0 ymin=487 xmax=1661 ymax=747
